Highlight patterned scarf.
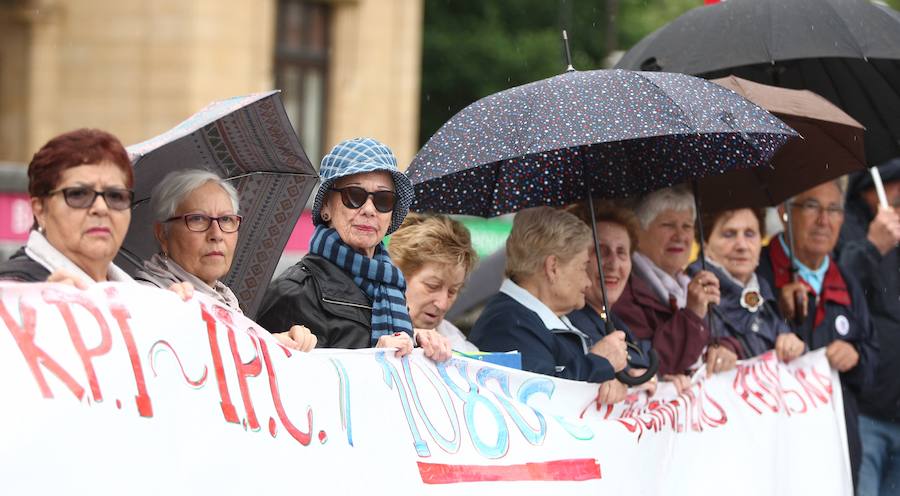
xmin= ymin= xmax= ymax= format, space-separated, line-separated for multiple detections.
xmin=136 ymin=253 xmax=243 ymax=313
xmin=309 ymin=225 xmax=413 ymax=345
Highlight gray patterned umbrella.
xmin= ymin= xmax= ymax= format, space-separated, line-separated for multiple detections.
xmin=118 ymin=91 xmax=318 ymax=318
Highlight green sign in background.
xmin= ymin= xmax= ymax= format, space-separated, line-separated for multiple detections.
xmin=385 ymin=216 xmax=512 ymax=258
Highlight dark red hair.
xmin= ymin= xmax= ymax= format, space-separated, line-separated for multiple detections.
xmin=28 ymin=128 xmax=133 ymax=197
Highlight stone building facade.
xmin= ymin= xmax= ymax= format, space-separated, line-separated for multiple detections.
xmin=0 ymin=0 xmax=423 ymax=169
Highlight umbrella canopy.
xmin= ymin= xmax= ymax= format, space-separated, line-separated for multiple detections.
xmin=615 ymin=0 xmax=900 ymax=167
xmin=118 ymin=91 xmax=318 ymax=318
xmin=408 ymin=69 xmax=797 ymax=217
xmin=697 ymin=76 xmax=867 ymax=211
xmin=411 ymin=68 xmax=797 ymax=386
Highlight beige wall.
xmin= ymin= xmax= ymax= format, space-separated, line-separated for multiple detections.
xmin=327 ymin=0 xmax=423 ymax=169
xmin=0 ymin=4 xmax=32 ymax=163
xmin=0 ymin=0 xmax=277 ymax=162
xmin=0 ymin=0 xmax=423 ymax=171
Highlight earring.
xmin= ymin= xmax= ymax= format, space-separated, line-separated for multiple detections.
xmin=37 ymin=225 xmax=45 ymax=234
xmin=781 ymin=212 xmax=788 ymax=222
xmin=322 ymin=213 xmax=330 ymax=221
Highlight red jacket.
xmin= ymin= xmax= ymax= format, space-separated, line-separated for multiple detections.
xmin=612 ymin=272 xmax=741 ymax=375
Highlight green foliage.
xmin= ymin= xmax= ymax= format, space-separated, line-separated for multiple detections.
xmin=419 ymin=0 xmax=698 ymax=145
xmin=420 ymin=0 xmax=900 ymax=146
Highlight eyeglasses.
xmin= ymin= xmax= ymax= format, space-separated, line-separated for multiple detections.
xmin=165 ymin=213 xmax=243 ymax=233
xmin=789 ymin=200 xmax=844 ymax=219
xmin=47 ymin=186 xmax=134 ymax=211
xmin=330 ymin=186 xmax=396 ymax=213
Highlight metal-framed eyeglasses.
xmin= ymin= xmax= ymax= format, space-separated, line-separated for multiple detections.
xmin=788 ymin=200 xmax=844 ymax=219
xmin=165 ymin=213 xmax=243 ymax=233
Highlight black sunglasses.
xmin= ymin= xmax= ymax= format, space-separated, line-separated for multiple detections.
xmin=47 ymin=186 xmax=134 ymax=211
xmin=330 ymin=186 xmax=396 ymax=213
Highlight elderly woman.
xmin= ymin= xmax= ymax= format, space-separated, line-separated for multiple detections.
xmin=759 ymin=179 xmax=878 ymax=486
xmin=387 ymin=213 xmax=479 ymax=353
xmin=135 ymin=169 xmax=316 ymax=352
xmin=469 ymin=207 xmax=628 ymax=403
xmin=565 ymin=201 xmax=654 ymax=391
xmin=257 ymin=138 xmax=451 ymax=361
xmin=612 ymin=186 xmax=739 ymax=381
xmin=688 ymin=208 xmax=804 ymax=360
xmin=0 ymin=129 xmax=134 ymax=284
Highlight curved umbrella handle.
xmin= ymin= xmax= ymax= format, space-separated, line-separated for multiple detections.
xmin=615 ymin=342 xmax=659 ymax=387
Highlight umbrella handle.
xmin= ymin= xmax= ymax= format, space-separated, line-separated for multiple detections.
xmin=615 ymin=343 xmax=659 ymax=387
xmin=871 ymin=166 xmax=890 ymax=208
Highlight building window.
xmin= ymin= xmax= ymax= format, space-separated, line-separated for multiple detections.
xmin=275 ymin=0 xmax=330 ymax=167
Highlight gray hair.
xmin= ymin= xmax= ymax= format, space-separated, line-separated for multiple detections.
xmin=634 ymin=185 xmax=696 ymax=229
xmin=151 ymin=170 xmax=240 ymax=234
xmin=505 ymin=207 xmax=592 ymax=283
xmin=787 ymin=176 xmax=849 ymax=206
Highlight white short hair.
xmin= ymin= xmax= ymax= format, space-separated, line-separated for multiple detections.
xmin=634 ymin=185 xmax=696 ymax=229
xmin=151 ymin=170 xmax=240 ymax=234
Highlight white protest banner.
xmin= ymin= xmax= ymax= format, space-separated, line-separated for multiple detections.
xmin=0 ymin=282 xmax=852 ymax=495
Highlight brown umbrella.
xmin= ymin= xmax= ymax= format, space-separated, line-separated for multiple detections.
xmin=696 ymin=76 xmax=866 ymax=212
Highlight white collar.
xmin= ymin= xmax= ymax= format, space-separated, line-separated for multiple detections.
xmin=500 ymin=278 xmax=572 ymax=331
xmin=25 ymin=230 xmax=133 ymax=283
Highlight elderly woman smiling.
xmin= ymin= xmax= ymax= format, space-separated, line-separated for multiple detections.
xmin=136 ymin=169 xmax=316 ymax=352
xmin=469 ymin=207 xmax=628 ymax=403
xmin=0 ymin=129 xmax=134 ymax=285
xmin=258 ymin=138 xmax=451 ymax=361
xmin=612 ymin=186 xmax=740 ymax=380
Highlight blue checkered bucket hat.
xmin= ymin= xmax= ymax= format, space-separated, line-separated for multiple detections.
xmin=312 ymin=137 xmax=415 ymax=235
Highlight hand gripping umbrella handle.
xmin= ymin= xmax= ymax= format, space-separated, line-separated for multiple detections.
xmin=615 ymin=342 xmax=659 ymax=387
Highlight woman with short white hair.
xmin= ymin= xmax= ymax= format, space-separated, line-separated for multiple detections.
xmin=470 ymin=207 xmax=629 ymax=403
xmin=612 ymin=186 xmax=740 ymax=386
xmin=137 ymin=169 xmax=316 ymax=352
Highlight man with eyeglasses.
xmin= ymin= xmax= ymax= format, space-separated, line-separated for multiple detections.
xmin=757 ymin=178 xmax=879 ymax=489
xmin=837 ymin=158 xmax=900 ymax=496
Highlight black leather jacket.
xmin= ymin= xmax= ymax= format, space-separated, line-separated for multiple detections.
xmin=0 ymin=248 xmax=50 ymax=282
xmin=256 ymin=254 xmax=373 ymax=349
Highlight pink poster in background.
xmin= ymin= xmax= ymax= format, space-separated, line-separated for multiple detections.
xmin=0 ymin=193 xmax=315 ymax=253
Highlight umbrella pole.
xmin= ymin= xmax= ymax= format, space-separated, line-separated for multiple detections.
xmin=586 ymin=192 xmax=615 ymax=333
xmin=562 ymin=30 xmax=575 ymax=72
xmin=691 ymin=180 xmax=717 ymax=341
xmin=783 ymin=201 xmax=806 ymax=326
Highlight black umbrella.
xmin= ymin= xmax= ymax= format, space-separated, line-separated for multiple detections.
xmin=615 ymin=0 xmax=900 ymax=167
xmin=119 ymin=91 xmax=318 ymax=318
xmin=409 ymin=65 xmax=797 ymax=385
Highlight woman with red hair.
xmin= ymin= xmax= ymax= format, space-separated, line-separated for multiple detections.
xmin=0 ymin=128 xmax=135 ymax=285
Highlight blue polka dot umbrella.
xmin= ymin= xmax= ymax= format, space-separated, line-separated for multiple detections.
xmin=407 ymin=69 xmax=798 ymax=217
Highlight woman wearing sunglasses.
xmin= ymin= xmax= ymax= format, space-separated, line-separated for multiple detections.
xmin=257 ymin=137 xmax=452 ymax=361
xmin=135 ymin=169 xmax=317 ymax=352
xmin=0 ymin=129 xmax=135 ymax=285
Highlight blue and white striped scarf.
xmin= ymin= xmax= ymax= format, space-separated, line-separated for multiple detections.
xmin=309 ymin=225 xmax=413 ymax=345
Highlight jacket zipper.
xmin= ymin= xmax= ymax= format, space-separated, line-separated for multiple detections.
xmin=321 ymin=296 xmax=372 ymax=310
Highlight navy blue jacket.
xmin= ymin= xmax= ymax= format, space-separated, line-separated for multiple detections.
xmin=469 ymin=293 xmax=616 ymax=383
xmin=567 ymin=306 xmax=653 ymax=370
xmin=687 ymin=261 xmax=790 ymax=358
xmin=837 ymin=166 xmax=900 ymax=423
